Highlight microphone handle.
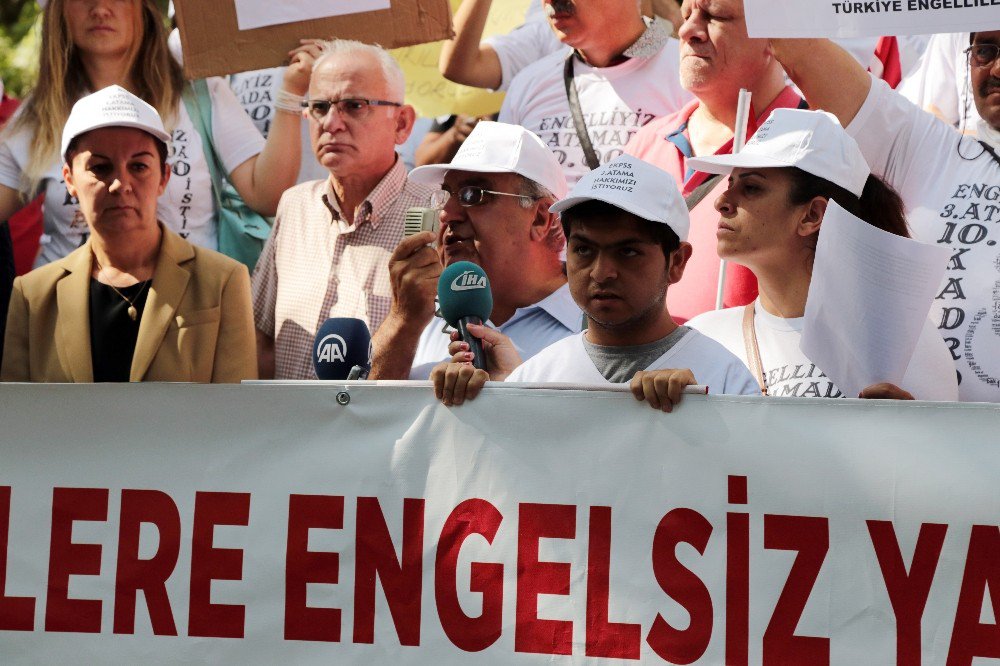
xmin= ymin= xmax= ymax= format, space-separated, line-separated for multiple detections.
xmin=457 ymin=316 xmax=488 ymax=372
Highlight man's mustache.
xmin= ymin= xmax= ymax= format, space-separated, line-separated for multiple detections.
xmin=980 ymin=77 xmax=1000 ymax=99
xmin=545 ymin=0 xmax=576 ymax=17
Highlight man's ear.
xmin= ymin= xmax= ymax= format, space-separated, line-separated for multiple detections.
xmin=394 ymin=104 xmax=417 ymax=145
xmin=667 ymin=241 xmax=693 ymax=284
xmin=797 ymin=196 xmax=827 ymax=240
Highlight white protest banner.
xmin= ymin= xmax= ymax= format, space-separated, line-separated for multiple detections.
xmin=233 ymin=0 xmax=392 ymax=30
xmin=744 ymin=0 xmax=1000 ymax=39
xmin=1 ymin=383 xmax=999 ymax=663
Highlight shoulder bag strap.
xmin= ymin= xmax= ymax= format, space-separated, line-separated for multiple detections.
xmin=683 ymin=173 xmax=723 ymax=211
xmin=741 ymin=302 xmax=768 ymax=396
xmin=181 ymin=79 xmax=225 ymax=210
xmin=563 ymin=53 xmax=601 ymax=171
xmin=978 ymin=140 xmax=1000 ymax=170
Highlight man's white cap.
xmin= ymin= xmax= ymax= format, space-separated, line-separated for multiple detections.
xmin=549 ymin=154 xmax=690 ymax=241
xmin=61 ymin=85 xmax=172 ymax=161
xmin=687 ymin=108 xmax=870 ymax=198
xmin=410 ymin=120 xmax=568 ymax=199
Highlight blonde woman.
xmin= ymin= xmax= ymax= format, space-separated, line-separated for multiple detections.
xmin=0 ymin=0 xmax=315 ymax=267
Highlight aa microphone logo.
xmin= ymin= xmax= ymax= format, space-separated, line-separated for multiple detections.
xmin=450 ymin=270 xmax=487 ymax=292
xmin=316 ymin=334 xmax=348 ymax=363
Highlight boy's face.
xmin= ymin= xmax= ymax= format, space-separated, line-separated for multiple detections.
xmin=565 ymin=212 xmax=686 ymax=339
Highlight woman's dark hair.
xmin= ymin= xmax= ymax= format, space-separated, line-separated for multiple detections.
xmin=784 ymin=167 xmax=909 ymax=238
xmin=560 ymin=200 xmax=681 ymax=258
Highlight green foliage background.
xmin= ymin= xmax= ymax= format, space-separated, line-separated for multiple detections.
xmin=0 ymin=0 xmax=172 ymax=99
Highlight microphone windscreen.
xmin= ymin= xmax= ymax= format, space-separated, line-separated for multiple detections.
xmin=312 ymin=317 xmax=372 ymax=380
xmin=437 ymin=261 xmax=493 ymax=327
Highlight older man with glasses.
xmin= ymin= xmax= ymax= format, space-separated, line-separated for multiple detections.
xmin=368 ymin=121 xmax=583 ymax=380
xmin=251 ymin=39 xmax=435 ymax=380
xmin=768 ymin=31 xmax=1000 ymax=403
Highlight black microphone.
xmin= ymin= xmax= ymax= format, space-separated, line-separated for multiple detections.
xmin=312 ymin=318 xmax=372 ymax=380
xmin=437 ymin=261 xmax=493 ymax=371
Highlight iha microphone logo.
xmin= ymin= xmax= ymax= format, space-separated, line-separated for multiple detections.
xmin=450 ymin=271 xmax=487 ymax=291
xmin=316 ymin=334 xmax=348 ymax=363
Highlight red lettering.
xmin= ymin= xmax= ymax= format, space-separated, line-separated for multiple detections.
xmin=284 ymin=494 xmax=344 ymax=642
xmin=947 ymin=525 xmax=1000 ymax=665
xmin=45 ymin=487 xmax=109 ymax=633
xmin=435 ymin=498 xmax=504 ymax=652
xmin=353 ymin=497 xmax=424 ymax=646
xmin=646 ymin=508 xmax=713 ymax=664
xmin=867 ymin=521 xmax=947 ymax=665
xmin=114 ymin=489 xmax=181 ymax=635
xmin=515 ymin=503 xmax=575 ymax=655
xmin=763 ymin=514 xmax=830 ymax=665
xmin=188 ymin=491 xmax=250 ymax=638
xmin=586 ymin=506 xmax=640 ymax=659
xmin=0 ymin=486 xmax=34 ymax=631
xmin=727 ymin=476 xmax=750 ymax=666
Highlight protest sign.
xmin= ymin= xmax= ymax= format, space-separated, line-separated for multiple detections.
xmin=744 ymin=0 xmax=1000 ymax=39
xmin=1 ymin=383 xmax=999 ymax=663
xmin=173 ymin=0 xmax=452 ymax=80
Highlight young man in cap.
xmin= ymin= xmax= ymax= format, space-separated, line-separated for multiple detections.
xmin=369 ymin=121 xmax=582 ymax=379
xmin=431 ymin=154 xmax=758 ymax=410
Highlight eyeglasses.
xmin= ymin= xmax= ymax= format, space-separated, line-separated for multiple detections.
xmin=431 ymin=186 xmax=534 ymax=208
xmin=301 ymin=98 xmax=402 ymax=122
xmin=966 ymin=43 xmax=1000 ymax=68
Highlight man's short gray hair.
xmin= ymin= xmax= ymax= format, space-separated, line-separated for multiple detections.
xmin=313 ymin=39 xmax=406 ymax=102
xmin=518 ymin=176 xmax=565 ymax=253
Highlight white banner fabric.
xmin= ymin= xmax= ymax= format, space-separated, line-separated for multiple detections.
xmin=744 ymin=0 xmax=1000 ymax=39
xmin=1 ymin=383 xmax=1000 ymax=664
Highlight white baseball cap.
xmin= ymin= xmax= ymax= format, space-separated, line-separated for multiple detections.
xmin=410 ymin=120 xmax=568 ymax=199
xmin=549 ymin=154 xmax=690 ymax=241
xmin=687 ymin=108 xmax=870 ymax=198
xmin=61 ymin=85 xmax=172 ymax=161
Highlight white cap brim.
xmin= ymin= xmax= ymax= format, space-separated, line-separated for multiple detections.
xmin=409 ymin=163 xmax=520 ymax=186
xmin=549 ymin=194 xmax=664 ymax=225
xmin=686 ymin=153 xmax=794 ymax=177
xmin=62 ymin=120 xmax=172 ymax=159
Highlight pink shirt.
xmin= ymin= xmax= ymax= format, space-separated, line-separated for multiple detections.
xmin=625 ymin=87 xmax=803 ymax=323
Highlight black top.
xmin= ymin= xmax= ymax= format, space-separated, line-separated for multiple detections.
xmin=88 ymin=278 xmax=151 ymax=382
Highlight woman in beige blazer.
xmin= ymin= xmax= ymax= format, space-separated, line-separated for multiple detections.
xmin=1 ymin=86 xmax=256 ymax=383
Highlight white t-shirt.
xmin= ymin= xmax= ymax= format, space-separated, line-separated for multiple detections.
xmin=688 ymin=301 xmax=959 ymax=401
xmin=0 ymin=78 xmax=264 ymax=266
xmin=499 ymin=37 xmax=693 ymax=186
xmin=847 ymin=76 xmax=1000 ymax=403
xmin=227 ymin=67 xmax=328 ymax=184
xmin=506 ymin=329 xmax=759 ymax=396
xmin=484 ymin=19 xmax=561 ymax=93
xmin=899 ymin=32 xmax=981 ymax=132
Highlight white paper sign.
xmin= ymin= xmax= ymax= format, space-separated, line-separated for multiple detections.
xmin=801 ymin=201 xmax=951 ymax=397
xmin=744 ymin=0 xmax=1000 ymax=39
xmin=233 ymin=0 xmax=392 ymax=31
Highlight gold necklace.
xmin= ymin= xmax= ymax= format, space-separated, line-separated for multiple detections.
xmin=93 ymin=258 xmax=150 ymax=321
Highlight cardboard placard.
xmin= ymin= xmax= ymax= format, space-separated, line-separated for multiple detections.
xmin=174 ymin=0 xmax=453 ymax=80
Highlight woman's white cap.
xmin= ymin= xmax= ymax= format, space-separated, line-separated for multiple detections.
xmin=687 ymin=109 xmax=870 ymax=198
xmin=410 ymin=121 xmax=568 ymax=199
xmin=61 ymin=85 xmax=172 ymax=160
xmin=550 ymin=154 xmax=690 ymax=241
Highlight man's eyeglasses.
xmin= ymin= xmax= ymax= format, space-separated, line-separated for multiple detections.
xmin=431 ymin=186 xmax=534 ymax=208
xmin=301 ymin=98 xmax=402 ymax=122
xmin=966 ymin=43 xmax=1000 ymax=68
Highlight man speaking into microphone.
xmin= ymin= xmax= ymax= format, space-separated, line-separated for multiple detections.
xmin=368 ymin=121 xmax=582 ymax=379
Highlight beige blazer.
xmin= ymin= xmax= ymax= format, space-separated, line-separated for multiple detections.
xmin=1 ymin=227 xmax=257 ymax=383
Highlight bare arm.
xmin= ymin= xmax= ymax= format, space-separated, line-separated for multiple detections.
xmin=228 ymin=41 xmax=321 ymax=216
xmin=413 ymin=116 xmax=479 ymax=167
xmin=439 ymin=0 xmax=504 ymax=89
xmin=770 ymin=38 xmax=872 ymax=127
xmin=255 ymin=329 xmax=275 ymax=380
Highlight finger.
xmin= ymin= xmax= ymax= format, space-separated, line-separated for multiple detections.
xmin=431 ymin=362 xmax=448 ymax=400
xmin=642 ymin=373 xmax=662 ymax=411
xmin=449 ymin=351 xmax=474 ymax=363
xmin=629 ymin=372 xmax=646 ymax=401
xmin=392 ymin=231 xmax=439 ymax=260
xmin=464 ymin=322 xmax=506 ymax=345
xmin=447 ymin=339 xmax=471 ymax=356
xmin=465 ymin=369 xmax=488 ymax=400
xmin=452 ymin=366 xmax=477 ymax=405
xmin=665 ymin=370 xmax=697 ymax=412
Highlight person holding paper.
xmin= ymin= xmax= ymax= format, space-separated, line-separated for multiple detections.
xmin=0 ymin=0 xmax=311 ymax=268
xmin=430 ymin=155 xmax=758 ymax=409
xmin=769 ymin=33 xmax=1000 ymax=403
xmin=682 ymin=109 xmax=957 ymax=401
